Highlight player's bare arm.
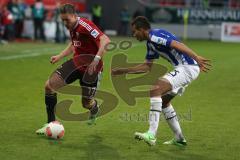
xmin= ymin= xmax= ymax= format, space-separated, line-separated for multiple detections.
xmin=96 ymin=34 xmax=111 ymax=58
xmin=88 ymin=34 xmax=111 ymax=75
xmin=50 ymin=42 xmax=73 ymax=64
xmin=112 ymin=59 xmax=154 ymax=76
xmin=170 ymin=40 xmax=211 ymax=72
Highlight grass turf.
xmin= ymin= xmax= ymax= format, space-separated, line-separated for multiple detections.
xmin=0 ymin=38 xmax=239 ymax=160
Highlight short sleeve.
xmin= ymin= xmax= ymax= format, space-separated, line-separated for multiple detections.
xmin=79 ymin=18 xmax=104 ymax=40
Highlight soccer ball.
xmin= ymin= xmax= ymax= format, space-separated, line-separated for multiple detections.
xmin=45 ymin=121 xmax=65 ymax=139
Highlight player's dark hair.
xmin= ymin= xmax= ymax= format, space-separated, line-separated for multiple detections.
xmin=131 ymin=16 xmax=151 ymax=30
xmin=59 ymin=3 xmax=76 ymax=14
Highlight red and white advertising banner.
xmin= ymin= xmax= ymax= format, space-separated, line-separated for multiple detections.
xmin=221 ymin=22 xmax=240 ymax=42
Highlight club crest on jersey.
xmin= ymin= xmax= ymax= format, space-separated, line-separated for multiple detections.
xmin=91 ymin=29 xmax=99 ymax=38
xmin=73 ymin=40 xmax=81 ymax=47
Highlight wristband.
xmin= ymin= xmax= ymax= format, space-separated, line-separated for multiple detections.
xmin=94 ymin=55 xmax=101 ymax=61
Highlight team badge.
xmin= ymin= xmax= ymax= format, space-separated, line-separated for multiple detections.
xmin=91 ymin=29 xmax=99 ymax=38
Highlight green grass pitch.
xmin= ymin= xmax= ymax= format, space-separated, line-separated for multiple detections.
xmin=0 ymin=38 xmax=239 ymax=160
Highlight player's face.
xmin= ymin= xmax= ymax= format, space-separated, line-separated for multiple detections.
xmin=60 ymin=13 xmax=77 ymax=30
xmin=131 ymin=25 xmax=146 ymax=41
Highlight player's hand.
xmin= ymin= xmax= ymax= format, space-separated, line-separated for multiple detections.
xmin=111 ymin=68 xmax=128 ymax=76
xmin=50 ymin=55 xmax=61 ymax=64
xmin=195 ymin=56 xmax=211 ymax=72
xmin=88 ymin=60 xmax=99 ymax=75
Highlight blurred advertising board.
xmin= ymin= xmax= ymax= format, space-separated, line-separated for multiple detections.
xmin=221 ymin=22 xmax=240 ymax=42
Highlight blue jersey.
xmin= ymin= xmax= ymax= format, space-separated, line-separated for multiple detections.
xmin=146 ymin=29 xmax=197 ymax=66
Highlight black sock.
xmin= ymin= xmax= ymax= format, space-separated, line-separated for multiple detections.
xmin=45 ymin=93 xmax=57 ymax=123
xmin=90 ymin=100 xmax=99 ymax=115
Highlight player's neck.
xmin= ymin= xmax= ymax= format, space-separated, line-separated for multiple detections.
xmin=145 ymin=29 xmax=150 ymax=40
xmin=70 ymin=19 xmax=78 ymax=31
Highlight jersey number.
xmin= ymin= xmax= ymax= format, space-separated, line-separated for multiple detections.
xmin=169 ymin=69 xmax=180 ymax=77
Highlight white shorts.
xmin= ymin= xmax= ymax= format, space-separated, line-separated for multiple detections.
xmin=162 ymin=65 xmax=200 ymax=96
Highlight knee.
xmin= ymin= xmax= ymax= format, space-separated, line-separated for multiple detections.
xmin=150 ymin=81 xmax=172 ymax=97
xmin=45 ymin=80 xmax=53 ymax=93
xmin=47 ymin=73 xmax=65 ymax=91
xmin=82 ymin=98 xmax=95 ymax=109
xmin=150 ymin=85 xmax=163 ymax=97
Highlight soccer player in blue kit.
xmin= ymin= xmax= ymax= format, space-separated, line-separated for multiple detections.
xmin=112 ymin=16 xmax=211 ymax=146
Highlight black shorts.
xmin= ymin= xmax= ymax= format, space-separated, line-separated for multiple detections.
xmin=55 ymin=59 xmax=101 ymax=88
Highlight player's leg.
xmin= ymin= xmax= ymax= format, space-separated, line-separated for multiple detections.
xmin=80 ymin=72 xmax=101 ymax=125
xmin=36 ymin=59 xmax=79 ymax=134
xmin=45 ymin=72 xmax=65 ymax=122
xmin=161 ymin=94 xmax=187 ymax=146
xmin=135 ymin=78 xmax=172 ymax=146
xmin=36 ymin=72 xmax=65 ymax=135
xmin=148 ymin=78 xmax=172 ymax=134
xmin=148 ymin=65 xmax=199 ymax=136
xmin=81 ymin=88 xmax=99 ymax=125
xmin=135 ymin=65 xmax=199 ymax=145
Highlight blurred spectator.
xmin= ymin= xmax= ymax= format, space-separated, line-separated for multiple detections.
xmin=24 ymin=5 xmax=32 ymax=19
xmin=91 ymin=4 xmax=102 ymax=29
xmin=17 ymin=0 xmax=26 ymax=38
xmin=209 ymin=0 xmax=224 ymax=7
xmin=185 ymin=0 xmax=191 ymax=8
xmin=8 ymin=0 xmax=25 ymax=38
xmin=32 ymin=0 xmax=45 ymax=41
xmin=194 ymin=0 xmax=204 ymax=8
xmin=0 ymin=7 xmax=5 ymax=44
xmin=118 ymin=6 xmax=130 ymax=36
xmin=224 ymin=0 xmax=229 ymax=8
xmin=54 ymin=2 xmax=66 ymax=43
xmin=203 ymin=0 xmax=209 ymax=8
xmin=2 ymin=5 xmax=14 ymax=41
xmin=184 ymin=0 xmax=208 ymax=8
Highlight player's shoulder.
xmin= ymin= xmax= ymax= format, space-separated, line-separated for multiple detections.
xmin=150 ymin=29 xmax=174 ymax=38
xmin=79 ymin=17 xmax=98 ymax=28
xmin=79 ymin=17 xmax=92 ymax=24
xmin=149 ymin=28 xmax=178 ymax=43
xmin=75 ymin=17 xmax=93 ymax=32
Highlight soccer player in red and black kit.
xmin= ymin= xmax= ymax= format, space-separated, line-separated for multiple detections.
xmin=36 ymin=4 xmax=110 ymax=134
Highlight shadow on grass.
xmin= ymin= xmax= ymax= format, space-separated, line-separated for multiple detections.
xmin=35 ymin=134 xmax=64 ymax=145
xmin=41 ymin=134 xmax=122 ymax=160
xmin=143 ymin=144 xmax=217 ymax=160
xmin=84 ymin=135 xmax=122 ymax=160
xmin=35 ymin=134 xmax=213 ymax=160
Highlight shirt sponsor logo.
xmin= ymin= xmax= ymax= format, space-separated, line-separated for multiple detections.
xmin=73 ymin=41 xmax=81 ymax=47
xmin=151 ymin=35 xmax=167 ymax=46
xmin=157 ymin=38 xmax=167 ymax=45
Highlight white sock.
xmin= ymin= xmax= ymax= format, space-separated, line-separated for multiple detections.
xmin=162 ymin=104 xmax=184 ymax=141
xmin=148 ymin=97 xmax=162 ymax=137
